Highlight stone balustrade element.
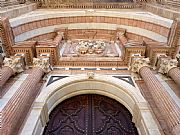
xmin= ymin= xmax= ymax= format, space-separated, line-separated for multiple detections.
xmin=33 ymin=57 xmax=50 ymax=73
xmin=1 ymin=67 xmax=44 ymax=135
xmin=158 ymin=58 xmax=178 ymax=74
xmin=131 ymin=58 xmax=180 ymax=135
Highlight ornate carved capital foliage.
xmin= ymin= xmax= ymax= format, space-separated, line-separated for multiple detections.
xmin=3 ymin=56 xmax=24 ymax=73
xmin=33 ymin=58 xmax=50 ymax=72
xmin=130 ymin=57 xmax=150 ymax=73
xmin=158 ymin=58 xmax=178 ymax=74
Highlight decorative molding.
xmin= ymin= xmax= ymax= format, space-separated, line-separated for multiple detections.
xmin=3 ymin=56 xmax=24 ymax=73
xmin=33 ymin=58 xmax=51 ymax=73
xmin=168 ymin=21 xmax=180 ymax=58
xmin=158 ymin=58 xmax=178 ymax=74
xmin=12 ymin=41 xmax=36 ymax=66
xmin=130 ymin=57 xmax=150 ymax=73
xmin=0 ymin=17 xmax=14 ymax=56
xmin=146 ymin=44 xmax=170 ymax=66
xmin=40 ymin=1 xmax=138 ymax=9
xmin=87 ymin=72 xmax=94 ymax=79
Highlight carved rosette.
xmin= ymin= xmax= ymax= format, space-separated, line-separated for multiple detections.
xmin=33 ymin=58 xmax=50 ymax=73
xmin=130 ymin=57 xmax=150 ymax=73
xmin=158 ymin=58 xmax=178 ymax=74
xmin=3 ymin=57 xmax=24 ymax=73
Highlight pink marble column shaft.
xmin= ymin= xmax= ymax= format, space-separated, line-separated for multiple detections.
xmin=139 ymin=66 xmax=180 ymax=135
xmin=1 ymin=67 xmax=44 ymax=135
xmin=169 ymin=67 xmax=180 ymax=87
xmin=0 ymin=66 xmax=14 ymax=88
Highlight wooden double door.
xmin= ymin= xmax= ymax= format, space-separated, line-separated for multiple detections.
xmin=43 ymin=94 xmax=138 ymax=135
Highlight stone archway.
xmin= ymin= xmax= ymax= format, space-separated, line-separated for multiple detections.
xmin=43 ymin=94 xmax=139 ymax=135
xmin=20 ymin=74 xmax=161 ymax=135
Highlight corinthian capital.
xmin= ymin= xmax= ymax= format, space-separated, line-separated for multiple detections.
xmin=158 ymin=58 xmax=178 ymax=74
xmin=3 ymin=56 xmax=24 ymax=73
xmin=33 ymin=58 xmax=50 ymax=73
xmin=131 ymin=58 xmax=150 ymax=73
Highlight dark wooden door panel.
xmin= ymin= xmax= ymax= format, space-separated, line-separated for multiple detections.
xmin=43 ymin=95 xmax=138 ymax=135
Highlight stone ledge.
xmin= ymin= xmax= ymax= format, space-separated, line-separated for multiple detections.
xmin=0 ymin=3 xmax=37 ymax=19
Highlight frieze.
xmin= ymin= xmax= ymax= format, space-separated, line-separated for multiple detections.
xmin=40 ymin=0 xmax=138 ymax=9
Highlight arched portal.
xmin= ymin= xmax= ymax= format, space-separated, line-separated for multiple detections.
xmin=43 ymin=94 xmax=139 ymax=135
xmin=20 ymin=74 xmax=161 ymax=135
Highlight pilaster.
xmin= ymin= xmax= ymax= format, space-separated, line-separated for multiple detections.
xmin=0 ymin=17 xmax=14 ymax=56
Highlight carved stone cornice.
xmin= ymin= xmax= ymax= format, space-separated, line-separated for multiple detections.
xmin=3 ymin=56 xmax=24 ymax=73
xmin=33 ymin=58 xmax=50 ymax=73
xmin=146 ymin=44 xmax=170 ymax=66
xmin=158 ymin=58 xmax=178 ymax=74
xmin=130 ymin=57 xmax=150 ymax=73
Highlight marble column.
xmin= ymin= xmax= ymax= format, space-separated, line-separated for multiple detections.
xmin=1 ymin=57 xmax=50 ymax=135
xmin=158 ymin=58 xmax=180 ymax=87
xmin=169 ymin=67 xmax=180 ymax=87
xmin=0 ymin=67 xmax=14 ymax=88
xmin=0 ymin=57 xmax=24 ymax=88
xmin=131 ymin=58 xmax=180 ymax=135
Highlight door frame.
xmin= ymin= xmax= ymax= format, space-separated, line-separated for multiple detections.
xmin=20 ymin=74 xmax=161 ymax=135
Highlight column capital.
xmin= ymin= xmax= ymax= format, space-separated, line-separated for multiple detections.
xmin=33 ymin=58 xmax=50 ymax=73
xmin=131 ymin=57 xmax=150 ymax=73
xmin=158 ymin=58 xmax=178 ymax=74
xmin=3 ymin=56 xmax=24 ymax=73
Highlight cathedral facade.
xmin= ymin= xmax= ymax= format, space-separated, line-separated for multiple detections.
xmin=0 ymin=0 xmax=180 ymax=135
